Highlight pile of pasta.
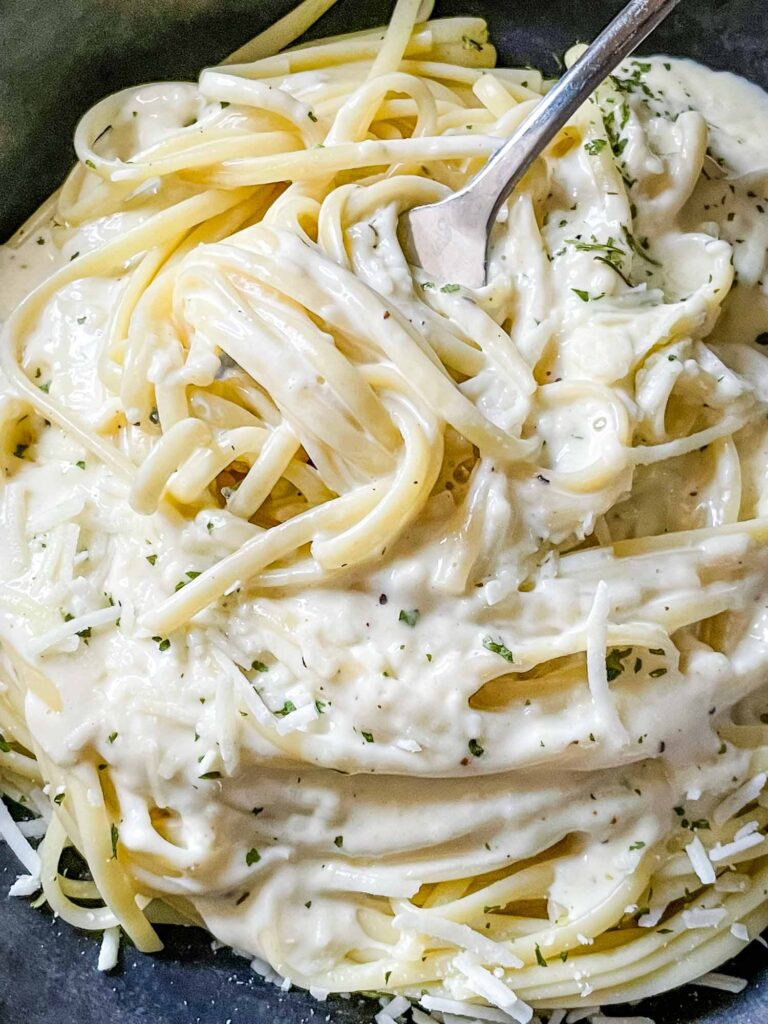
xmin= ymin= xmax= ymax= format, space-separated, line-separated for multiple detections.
xmin=2 ymin=0 xmax=768 ymax=1018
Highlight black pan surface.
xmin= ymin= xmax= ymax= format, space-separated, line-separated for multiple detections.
xmin=1 ymin=1 xmax=767 ymax=1021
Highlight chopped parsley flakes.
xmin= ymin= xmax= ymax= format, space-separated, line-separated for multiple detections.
xmin=398 ymin=608 xmax=420 ymax=627
xmin=482 ymin=636 xmax=514 ymax=662
xmin=605 ymin=647 xmax=631 ymax=682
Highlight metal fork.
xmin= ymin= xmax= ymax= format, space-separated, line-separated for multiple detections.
xmin=399 ymin=0 xmax=683 ymax=288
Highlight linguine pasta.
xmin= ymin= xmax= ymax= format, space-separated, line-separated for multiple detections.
xmin=2 ymin=0 xmax=768 ymax=1018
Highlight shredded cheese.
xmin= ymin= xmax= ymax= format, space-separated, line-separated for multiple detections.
xmin=97 ymin=926 xmax=121 ymax=972
xmin=453 ymin=953 xmax=533 ymax=1024
xmin=395 ymin=908 xmax=524 ymax=968
xmin=685 ymin=834 xmax=716 ymax=885
xmin=691 ymin=972 xmax=747 ymax=993
xmin=0 ymin=798 xmax=41 ymax=876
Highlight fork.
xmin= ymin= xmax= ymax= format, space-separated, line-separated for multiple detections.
xmin=399 ymin=0 xmax=683 ymax=288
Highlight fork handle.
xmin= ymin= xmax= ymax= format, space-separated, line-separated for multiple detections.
xmin=456 ymin=0 xmax=683 ymax=226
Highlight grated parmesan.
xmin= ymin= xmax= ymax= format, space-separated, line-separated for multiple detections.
xmin=709 ymin=832 xmax=765 ymax=862
xmin=681 ymin=907 xmax=727 ymax=929
xmin=684 ymin=834 xmax=716 ymax=885
xmin=691 ymin=971 xmax=747 ymax=993
xmin=17 ymin=817 xmax=47 ymax=839
xmin=395 ymin=908 xmax=523 ymax=968
xmin=27 ymin=493 xmax=86 ymax=535
xmin=274 ymin=700 xmax=319 ymax=735
xmin=638 ymin=904 xmax=667 ymax=928
xmin=0 ymin=797 xmax=41 ymax=875
xmin=453 ymin=953 xmax=533 ymax=1024
xmin=421 ymin=994 xmax=520 ymax=1022
xmin=381 ymin=996 xmax=410 ymax=1019
xmin=734 ymin=819 xmax=759 ymax=840
xmin=97 ymin=926 xmax=121 ymax=972
xmin=8 ymin=873 xmax=41 ymax=897
xmin=27 ymin=605 xmax=120 ymax=656
xmin=395 ymin=738 xmax=422 ymax=753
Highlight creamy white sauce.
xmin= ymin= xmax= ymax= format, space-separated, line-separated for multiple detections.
xmin=1 ymin=47 xmax=768 ymax=1001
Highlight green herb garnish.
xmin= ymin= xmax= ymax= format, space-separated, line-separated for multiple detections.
xmin=399 ymin=608 xmax=420 ymax=627
xmin=605 ymin=647 xmax=631 ymax=682
xmin=483 ymin=636 xmax=514 ymax=662
xmin=622 ymin=226 xmax=661 ymax=265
